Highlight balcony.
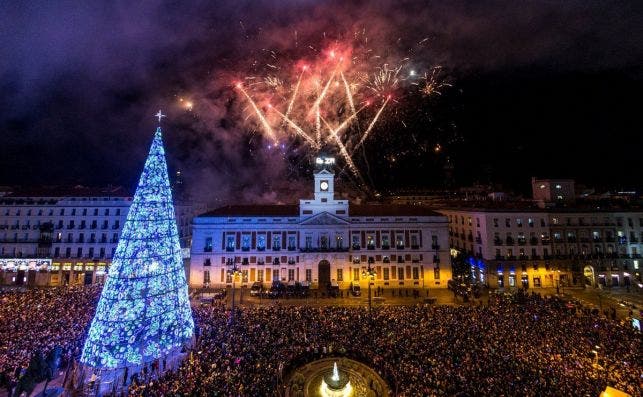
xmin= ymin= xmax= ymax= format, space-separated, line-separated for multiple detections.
xmin=66 ymin=224 xmax=75 ymax=229
xmin=396 ymin=244 xmax=405 ymax=250
xmin=257 ymin=246 xmax=265 ymax=251
xmin=300 ymin=246 xmax=349 ymax=253
xmin=475 ymin=237 xmax=482 ymax=244
xmin=351 ymin=244 xmax=360 ymax=250
xmin=411 ymin=245 xmax=420 ymax=250
xmin=432 ymin=244 xmax=440 ymax=250
xmin=530 ymin=238 xmax=539 ymax=245
xmin=605 ymin=237 xmax=615 ymax=243
xmin=241 ymin=246 xmax=250 ymax=252
xmin=367 ymin=244 xmax=375 ymax=250
xmin=494 ymin=239 xmax=502 ymax=246
xmin=288 ymin=259 xmax=296 ymax=265
xmin=272 ymin=246 xmax=281 ymax=252
xmin=226 ymin=247 xmax=235 ymax=252
xmin=287 ymin=246 xmax=296 ymax=251
xmin=505 ymin=237 xmax=514 ymax=245
xmin=204 ymin=247 xmax=212 ymax=253
xmin=566 ymin=237 xmax=577 ymax=243
xmin=517 ymin=239 xmax=526 ymax=246
xmin=383 ymin=257 xmax=390 ymax=263
xmin=541 ymin=238 xmax=551 ymax=245
xmin=381 ymin=244 xmax=390 ymax=250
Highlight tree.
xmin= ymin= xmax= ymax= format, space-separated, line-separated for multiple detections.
xmin=451 ymin=253 xmax=471 ymax=282
xmin=80 ymin=126 xmax=194 ymax=370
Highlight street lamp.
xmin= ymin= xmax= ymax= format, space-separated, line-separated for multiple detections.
xmin=362 ymin=263 xmax=376 ymax=315
xmin=227 ymin=262 xmax=242 ymax=321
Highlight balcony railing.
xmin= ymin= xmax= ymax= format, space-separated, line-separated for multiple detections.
xmin=299 ymin=247 xmax=349 ymax=253
xmin=432 ymin=244 xmax=440 ymax=250
xmin=494 ymin=239 xmax=502 ymax=246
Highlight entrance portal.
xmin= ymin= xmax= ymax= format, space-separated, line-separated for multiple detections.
xmin=318 ymin=260 xmax=331 ymax=289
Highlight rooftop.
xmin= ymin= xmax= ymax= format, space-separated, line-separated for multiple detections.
xmin=2 ymin=185 xmax=131 ymax=198
xmin=198 ymin=204 xmax=444 ymax=218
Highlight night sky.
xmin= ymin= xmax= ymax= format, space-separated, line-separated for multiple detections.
xmin=1 ymin=0 xmax=642 ymax=203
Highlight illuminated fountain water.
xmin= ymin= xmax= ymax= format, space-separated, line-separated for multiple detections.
xmin=320 ymin=362 xmax=353 ymax=397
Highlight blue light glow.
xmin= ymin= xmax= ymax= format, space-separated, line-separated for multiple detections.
xmin=80 ymin=127 xmax=194 ymax=369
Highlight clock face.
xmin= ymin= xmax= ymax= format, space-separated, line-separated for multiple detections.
xmin=320 ymin=181 xmax=329 ymax=191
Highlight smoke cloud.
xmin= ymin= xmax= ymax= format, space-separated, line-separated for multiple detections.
xmin=1 ymin=0 xmax=641 ymax=203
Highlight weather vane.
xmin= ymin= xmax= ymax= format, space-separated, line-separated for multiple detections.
xmin=155 ymin=109 xmax=166 ymax=124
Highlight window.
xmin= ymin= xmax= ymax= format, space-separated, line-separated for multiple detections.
xmin=434 ymin=268 xmax=440 ymax=280
xmin=493 ymin=218 xmax=499 ymax=227
xmin=288 ymin=236 xmax=296 ymax=249
xmin=410 ymin=234 xmax=419 ymax=247
xmin=516 ymin=218 xmax=522 ymax=227
xmin=337 ymin=269 xmax=343 ymax=281
xmin=257 ymin=235 xmax=266 ymax=250
xmin=288 ymin=269 xmax=294 ymax=281
xmin=381 ymin=234 xmax=390 ymax=247
xmin=383 ymin=268 xmax=390 ymax=280
xmin=226 ymin=235 xmax=235 ymax=250
xmin=305 ymin=236 xmax=313 ymax=249
xmin=335 ymin=234 xmax=343 ymax=248
xmin=71 ymin=209 xmax=76 ymax=216
xmin=77 ymin=247 xmax=83 ymax=258
xmin=476 ymin=218 xmax=480 ymax=227
xmin=398 ymin=267 xmax=404 ymax=280
xmin=320 ymin=235 xmax=328 ymax=249
xmin=412 ymin=267 xmax=419 ymax=279
xmin=352 ymin=234 xmax=360 ymax=248
xmin=258 ymin=269 xmax=264 ymax=282
xmin=353 ymin=268 xmax=360 ymax=281
xmin=272 ymin=235 xmax=281 ymax=250
xmin=396 ymin=234 xmax=404 ymax=248
xmin=242 ymin=234 xmax=250 ymax=250
xmin=204 ymin=237 xmax=213 ymax=252
xmin=467 ymin=217 xmax=472 ymax=226
xmin=505 ymin=218 xmax=510 ymax=227
xmin=104 ymin=209 xmax=110 ymax=216
xmin=116 ymin=209 xmax=121 ymax=216
xmin=203 ymin=271 xmax=210 ymax=284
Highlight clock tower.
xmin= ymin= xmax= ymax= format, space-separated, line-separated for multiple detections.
xmin=299 ymin=156 xmax=349 ymax=218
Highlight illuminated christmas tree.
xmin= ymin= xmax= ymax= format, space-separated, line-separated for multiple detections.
xmin=81 ymin=123 xmax=194 ymax=370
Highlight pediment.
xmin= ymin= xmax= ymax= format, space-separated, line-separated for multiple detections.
xmin=300 ymin=211 xmax=349 ymax=225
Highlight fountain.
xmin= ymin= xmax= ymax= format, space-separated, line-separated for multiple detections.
xmin=320 ymin=362 xmax=353 ymax=397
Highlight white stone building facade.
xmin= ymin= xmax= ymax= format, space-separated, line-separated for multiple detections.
xmin=0 ymin=186 xmax=200 ymax=286
xmin=439 ymin=207 xmax=643 ymax=290
xmin=190 ymin=160 xmax=450 ymax=290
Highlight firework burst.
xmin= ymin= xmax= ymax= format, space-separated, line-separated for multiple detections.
xmin=233 ymin=34 xmax=450 ymax=187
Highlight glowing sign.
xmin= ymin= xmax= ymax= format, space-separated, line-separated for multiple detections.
xmin=315 ymin=157 xmax=335 ymax=165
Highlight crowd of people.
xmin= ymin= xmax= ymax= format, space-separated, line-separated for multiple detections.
xmin=0 ymin=284 xmax=640 ymax=396
xmin=131 ymin=291 xmax=641 ymax=397
xmin=0 ymin=284 xmax=101 ymax=393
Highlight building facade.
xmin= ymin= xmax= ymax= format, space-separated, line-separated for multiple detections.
xmin=190 ymin=158 xmax=450 ymax=290
xmin=440 ymin=207 xmax=643 ymax=290
xmin=0 ymin=186 xmax=200 ymax=286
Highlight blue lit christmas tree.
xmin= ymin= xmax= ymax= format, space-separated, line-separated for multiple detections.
xmin=81 ymin=120 xmax=194 ymax=370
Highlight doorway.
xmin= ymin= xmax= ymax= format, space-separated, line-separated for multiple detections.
xmin=318 ymin=260 xmax=331 ymax=288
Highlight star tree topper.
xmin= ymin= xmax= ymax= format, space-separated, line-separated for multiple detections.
xmin=155 ymin=109 xmax=166 ymax=124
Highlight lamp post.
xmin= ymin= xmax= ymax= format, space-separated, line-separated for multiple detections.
xmin=362 ymin=263 xmax=376 ymax=316
xmin=227 ymin=262 xmax=242 ymax=321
